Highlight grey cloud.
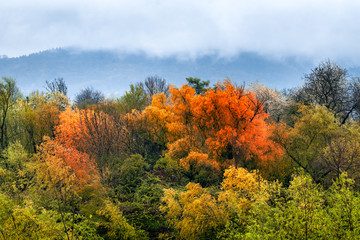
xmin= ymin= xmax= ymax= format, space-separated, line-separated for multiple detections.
xmin=1 ymin=0 xmax=360 ymax=62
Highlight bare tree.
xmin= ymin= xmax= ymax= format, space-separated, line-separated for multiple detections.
xmin=321 ymin=134 xmax=360 ymax=186
xmin=75 ymin=87 xmax=104 ymax=109
xmin=137 ymin=76 xmax=169 ymax=104
xmin=303 ymin=60 xmax=348 ymax=113
xmin=45 ymin=78 xmax=68 ymax=96
xmin=345 ymin=77 xmax=360 ymax=123
xmin=291 ymin=60 xmax=360 ymax=124
xmin=249 ymin=83 xmax=288 ymax=122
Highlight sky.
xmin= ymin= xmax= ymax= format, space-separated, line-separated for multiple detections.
xmin=1 ymin=0 xmax=360 ymax=62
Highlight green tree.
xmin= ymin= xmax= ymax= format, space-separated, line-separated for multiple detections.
xmin=321 ymin=123 xmax=360 ymax=185
xmin=117 ymin=84 xmax=147 ymax=113
xmin=237 ymin=174 xmax=327 ymax=240
xmin=283 ymin=174 xmax=326 ymax=239
xmin=0 ymin=141 xmax=34 ymax=199
xmin=0 ymin=192 xmax=61 ymax=239
xmin=121 ymin=175 xmax=166 ymax=239
xmin=153 ymin=156 xmax=183 ymax=184
xmin=326 ymin=173 xmax=360 ymax=239
xmin=93 ymin=200 xmax=142 ymax=240
xmin=186 ymin=77 xmax=210 ymax=95
xmin=114 ymin=154 xmax=149 ymax=198
xmin=0 ymin=77 xmax=19 ymax=149
xmin=273 ymin=105 xmax=339 ymax=183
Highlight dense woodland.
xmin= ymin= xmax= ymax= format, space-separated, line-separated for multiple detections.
xmin=1 ymin=60 xmax=360 ymax=239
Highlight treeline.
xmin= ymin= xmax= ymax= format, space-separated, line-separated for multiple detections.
xmin=0 ymin=60 xmax=360 ymax=239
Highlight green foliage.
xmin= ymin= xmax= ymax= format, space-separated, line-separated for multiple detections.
xmin=116 ymin=154 xmax=149 ymax=197
xmin=326 ymin=173 xmax=360 ymax=239
xmin=17 ymin=91 xmax=68 ymax=153
xmin=120 ymin=175 xmax=166 ymax=239
xmin=2 ymin=140 xmax=28 ymax=169
xmin=95 ymin=200 xmax=143 ymax=240
xmin=4 ymin=73 xmax=360 ymax=239
xmin=153 ymin=156 xmax=183 ymax=184
xmin=321 ymin=122 xmax=360 ymax=186
xmin=0 ymin=193 xmax=61 ymax=239
xmin=0 ymin=141 xmax=34 ymax=198
xmin=275 ymin=105 xmax=340 ymax=182
xmin=282 ymin=174 xmax=327 ymax=239
xmin=192 ymin=163 xmax=222 ymax=187
xmin=220 ymin=173 xmax=360 ymax=240
xmin=186 ymin=77 xmax=210 ymax=95
xmin=117 ymin=84 xmax=147 ymax=113
xmin=0 ymin=77 xmax=20 ymax=150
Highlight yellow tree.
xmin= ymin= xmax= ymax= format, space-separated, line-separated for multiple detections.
xmin=219 ymin=166 xmax=268 ymax=213
xmin=161 ymin=182 xmax=227 ymax=239
xmin=161 ymin=166 xmax=270 ymax=239
xmin=18 ymin=91 xmax=69 ymax=153
xmin=34 ymin=137 xmax=101 ymax=240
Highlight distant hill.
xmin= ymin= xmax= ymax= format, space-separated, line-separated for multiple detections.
xmin=2 ymin=48 xmax=358 ymax=100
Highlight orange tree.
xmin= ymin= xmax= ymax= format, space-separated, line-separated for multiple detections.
xmin=144 ymin=80 xmax=282 ymax=171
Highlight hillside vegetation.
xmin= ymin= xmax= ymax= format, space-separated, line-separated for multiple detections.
xmin=1 ymin=60 xmax=360 ymax=239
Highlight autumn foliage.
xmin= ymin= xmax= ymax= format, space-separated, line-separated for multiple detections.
xmin=145 ymin=80 xmax=282 ymax=169
xmin=4 ymin=66 xmax=360 ymax=239
xmin=55 ymin=107 xmax=125 ymax=158
xmin=55 ymin=107 xmax=89 ymax=152
xmin=36 ymin=136 xmax=99 ymax=187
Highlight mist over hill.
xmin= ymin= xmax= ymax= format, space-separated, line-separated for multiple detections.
xmin=1 ymin=48 xmax=359 ymax=100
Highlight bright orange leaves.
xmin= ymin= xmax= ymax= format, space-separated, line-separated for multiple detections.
xmin=191 ymin=80 xmax=281 ymax=166
xmin=145 ymin=80 xmax=282 ymax=169
xmin=53 ymin=80 xmax=281 ymax=175
xmin=55 ymin=107 xmax=121 ymax=158
xmin=55 ymin=107 xmax=88 ymax=152
xmin=37 ymin=137 xmax=99 ymax=188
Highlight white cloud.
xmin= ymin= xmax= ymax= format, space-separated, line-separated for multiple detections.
xmin=1 ymin=0 xmax=360 ymax=61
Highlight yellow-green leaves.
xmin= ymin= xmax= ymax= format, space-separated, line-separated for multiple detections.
xmin=219 ymin=167 xmax=268 ymax=213
xmin=161 ymin=167 xmax=268 ymax=239
xmin=161 ymin=183 xmax=227 ymax=240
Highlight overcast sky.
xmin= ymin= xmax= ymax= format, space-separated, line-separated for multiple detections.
xmin=1 ymin=0 xmax=360 ymax=62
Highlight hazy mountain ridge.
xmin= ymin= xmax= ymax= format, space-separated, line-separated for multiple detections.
xmin=2 ymin=48 xmax=357 ymax=99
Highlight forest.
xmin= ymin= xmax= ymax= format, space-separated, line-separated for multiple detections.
xmin=1 ymin=60 xmax=360 ymax=239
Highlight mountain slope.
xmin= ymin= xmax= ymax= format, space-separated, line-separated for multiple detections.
xmin=0 ymin=48 xmax=325 ymax=99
